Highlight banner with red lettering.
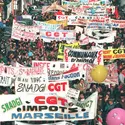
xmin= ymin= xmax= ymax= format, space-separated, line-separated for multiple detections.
xmin=41 ymin=30 xmax=76 ymax=41
xmin=0 ymin=92 xmax=98 ymax=121
xmin=86 ymin=63 xmax=118 ymax=84
xmin=0 ymin=64 xmax=47 ymax=76
xmin=15 ymin=76 xmax=69 ymax=96
xmin=111 ymin=19 xmax=125 ymax=28
xmin=11 ymin=20 xmax=40 ymax=41
xmin=56 ymin=15 xmax=68 ymax=21
xmin=64 ymin=48 xmax=103 ymax=65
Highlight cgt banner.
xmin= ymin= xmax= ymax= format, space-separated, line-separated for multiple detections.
xmin=57 ymin=42 xmax=80 ymax=59
xmin=15 ymin=76 xmax=69 ymax=96
xmin=41 ymin=30 xmax=76 ymax=41
xmin=0 ymin=92 xmax=98 ymax=121
xmin=64 ymin=48 xmax=103 ymax=65
xmin=15 ymin=121 xmax=75 ymax=125
xmin=103 ymin=48 xmax=125 ymax=59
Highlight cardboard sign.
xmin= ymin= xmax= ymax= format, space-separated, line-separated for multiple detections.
xmin=64 ymin=48 xmax=103 ymax=65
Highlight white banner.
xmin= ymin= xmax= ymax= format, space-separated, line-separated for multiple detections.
xmin=64 ymin=48 xmax=103 ymax=65
xmin=41 ymin=30 xmax=76 ymax=41
xmin=0 ymin=74 xmax=14 ymax=86
xmin=15 ymin=121 xmax=75 ymax=125
xmin=11 ymin=20 xmax=39 ymax=41
xmin=0 ymin=92 xmax=97 ymax=121
xmin=48 ymin=67 xmax=84 ymax=81
xmin=34 ymin=20 xmax=62 ymax=30
xmin=0 ymin=64 xmax=47 ymax=76
xmin=15 ymin=78 xmax=69 ymax=96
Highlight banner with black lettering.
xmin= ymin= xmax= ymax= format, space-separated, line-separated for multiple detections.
xmin=15 ymin=77 xmax=69 ymax=96
xmin=64 ymin=48 xmax=103 ymax=65
xmin=0 ymin=74 xmax=14 ymax=86
xmin=0 ymin=92 xmax=98 ymax=121
xmin=15 ymin=121 xmax=75 ymax=125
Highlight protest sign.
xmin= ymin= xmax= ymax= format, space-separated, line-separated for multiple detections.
xmin=0 ymin=74 xmax=14 ymax=87
xmin=56 ymin=15 xmax=68 ymax=21
xmin=32 ymin=61 xmax=87 ymax=77
xmin=15 ymin=76 xmax=68 ymax=96
xmin=111 ymin=19 xmax=125 ymax=28
xmin=15 ymin=121 xmax=75 ymax=125
xmin=41 ymin=30 xmax=76 ymax=41
xmin=66 ymin=88 xmax=80 ymax=100
xmin=57 ymin=42 xmax=80 ymax=59
xmin=86 ymin=63 xmax=118 ymax=84
xmin=48 ymin=67 xmax=84 ymax=81
xmin=33 ymin=20 xmax=62 ymax=30
xmin=11 ymin=20 xmax=39 ymax=41
xmin=103 ymin=48 xmax=125 ymax=59
xmin=0 ymin=92 xmax=97 ymax=121
xmin=64 ymin=48 xmax=103 ymax=65
xmin=0 ymin=64 xmax=47 ymax=76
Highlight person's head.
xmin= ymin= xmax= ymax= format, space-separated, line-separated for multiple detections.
xmin=79 ymin=78 xmax=84 ymax=84
xmin=108 ymin=99 xmax=114 ymax=105
xmin=79 ymin=92 xmax=85 ymax=99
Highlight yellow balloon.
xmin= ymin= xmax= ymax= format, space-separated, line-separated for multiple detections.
xmin=90 ymin=65 xmax=108 ymax=83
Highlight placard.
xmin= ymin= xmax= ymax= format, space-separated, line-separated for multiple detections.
xmin=64 ymin=48 xmax=103 ymax=65
xmin=103 ymin=48 xmax=125 ymax=59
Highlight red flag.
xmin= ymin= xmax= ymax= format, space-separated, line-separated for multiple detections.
xmin=114 ymin=6 xmax=119 ymax=19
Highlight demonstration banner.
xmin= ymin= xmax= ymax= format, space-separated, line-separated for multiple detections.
xmin=33 ymin=20 xmax=62 ymax=30
xmin=56 ymin=15 xmax=68 ymax=21
xmin=15 ymin=76 xmax=69 ymax=96
xmin=84 ymin=28 xmax=116 ymax=38
xmin=48 ymin=67 xmax=84 ymax=81
xmin=41 ymin=30 xmax=76 ymax=41
xmin=0 ymin=64 xmax=47 ymax=76
xmin=57 ymin=42 xmax=80 ymax=59
xmin=111 ymin=19 xmax=125 ymax=28
xmin=64 ymin=48 xmax=103 ymax=65
xmin=32 ymin=61 xmax=88 ymax=77
xmin=86 ymin=22 xmax=112 ymax=31
xmin=15 ymin=121 xmax=75 ymax=125
xmin=86 ymin=63 xmax=118 ymax=84
xmin=103 ymin=48 xmax=125 ymax=59
xmin=0 ymin=92 xmax=97 ymax=121
xmin=0 ymin=74 xmax=14 ymax=87
xmin=11 ymin=20 xmax=40 ymax=41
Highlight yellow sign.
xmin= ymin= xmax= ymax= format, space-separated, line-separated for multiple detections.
xmin=58 ymin=42 xmax=80 ymax=59
xmin=46 ymin=19 xmax=67 ymax=27
xmin=103 ymin=48 xmax=125 ymax=59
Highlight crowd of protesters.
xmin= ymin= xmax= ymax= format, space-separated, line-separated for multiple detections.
xmin=0 ymin=0 xmax=125 ymax=125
